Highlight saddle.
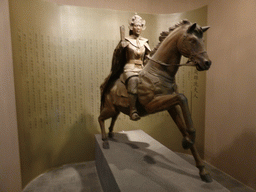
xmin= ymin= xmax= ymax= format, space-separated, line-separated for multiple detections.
xmin=111 ymin=78 xmax=129 ymax=107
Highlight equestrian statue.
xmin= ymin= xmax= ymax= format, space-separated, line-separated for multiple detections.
xmin=98 ymin=14 xmax=212 ymax=182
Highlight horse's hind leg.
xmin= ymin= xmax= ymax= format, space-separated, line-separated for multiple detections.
xmin=98 ymin=111 xmax=109 ymax=149
xmin=98 ymin=105 xmax=119 ymax=149
xmin=108 ymin=112 xmax=119 ymax=138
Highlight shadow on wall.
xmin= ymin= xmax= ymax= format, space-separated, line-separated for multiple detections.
xmin=211 ymin=128 xmax=256 ymax=190
xmin=21 ymin=113 xmax=100 ymax=188
xmin=54 ymin=113 xmax=99 ymax=167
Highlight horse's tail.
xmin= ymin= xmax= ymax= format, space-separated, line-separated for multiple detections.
xmin=100 ymin=74 xmax=110 ymax=109
xmin=100 ymin=72 xmax=118 ymax=109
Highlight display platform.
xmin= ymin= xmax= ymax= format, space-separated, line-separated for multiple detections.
xmin=22 ymin=133 xmax=254 ymax=192
xmin=95 ymin=130 xmax=229 ymax=192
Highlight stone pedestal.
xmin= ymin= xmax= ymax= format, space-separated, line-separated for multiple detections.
xmin=95 ymin=130 xmax=229 ymax=192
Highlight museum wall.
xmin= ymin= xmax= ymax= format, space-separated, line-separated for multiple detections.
xmin=1 ymin=0 xmax=256 ymax=191
xmin=9 ymin=0 xmax=209 ymax=187
xmin=44 ymin=0 xmax=212 ymax=14
xmin=205 ymin=0 xmax=256 ymax=189
xmin=0 ymin=0 xmax=22 ymax=192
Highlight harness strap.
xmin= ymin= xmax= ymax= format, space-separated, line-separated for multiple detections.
xmin=147 ymin=56 xmax=196 ymax=67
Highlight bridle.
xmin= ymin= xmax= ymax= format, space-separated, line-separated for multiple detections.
xmin=147 ymin=34 xmax=207 ymax=68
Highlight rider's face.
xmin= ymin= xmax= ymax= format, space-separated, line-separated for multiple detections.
xmin=132 ymin=23 xmax=142 ymax=37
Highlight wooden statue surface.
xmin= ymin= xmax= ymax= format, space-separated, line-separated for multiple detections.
xmin=99 ymin=19 xmax=212 ymax=183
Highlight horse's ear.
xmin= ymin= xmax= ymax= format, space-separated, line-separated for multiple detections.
xmin=201 ymin=26 xmax=210 ymax=32
xmin=187 ymin=23 xmax=197 ymax=34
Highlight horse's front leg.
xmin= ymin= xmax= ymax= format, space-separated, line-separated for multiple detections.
xmin=169 ymin=95 xmax=212 ymax=182
xmin=190 ymin=145 xmax=212 ymax=182
xmin=143 ymin=93 xmax=213 ymax=182
xmin=178 ymin=94 xmax=195 ymax=133
xmin=145 ymin=93 xmax=196 ymax=146
xmin=173 ymin=93 xmax=196 ymax=146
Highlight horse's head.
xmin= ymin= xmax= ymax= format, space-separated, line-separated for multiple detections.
xmin=178 ymin=23 xmax=211 ymax=71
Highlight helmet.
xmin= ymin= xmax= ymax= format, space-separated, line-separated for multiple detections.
xmin=128 ymin=14 xmax=146 ymax=30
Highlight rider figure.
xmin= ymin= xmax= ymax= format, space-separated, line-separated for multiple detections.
xmin=121 ymin=14 xmax=151 ymax=120
xmin=101 ymin=14 xmax=151 ymax=121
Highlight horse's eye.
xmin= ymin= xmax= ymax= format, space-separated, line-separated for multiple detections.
xmin=190 ymin=39 xmax=197 ymax=44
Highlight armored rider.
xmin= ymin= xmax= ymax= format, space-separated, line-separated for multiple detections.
xmin=118 ymin=14 xmax=151 ymax=120
xmin=101 ymin=14 xmax=150 ymax=121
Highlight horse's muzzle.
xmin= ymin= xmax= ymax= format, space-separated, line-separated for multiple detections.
xmin=196 ymin=59 xmax=212 ymax=71
xmin=196 ymin=59 xmax=211 ymax=71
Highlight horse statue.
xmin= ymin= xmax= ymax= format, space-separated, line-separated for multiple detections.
xmin=98 ymin=20 xmax=212 ymax=182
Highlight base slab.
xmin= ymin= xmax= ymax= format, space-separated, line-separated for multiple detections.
xmin=95 ymin=130 xmax=230 ymax=192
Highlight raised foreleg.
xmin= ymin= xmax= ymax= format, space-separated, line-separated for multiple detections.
xmin=175 ymin=94 xmax=196 ymax=140
xmin=145 ymin=94 xmax=212 ymax=182
xmin=168 ymin=105 xmax=195 ymax=149
xmin=145 ymin=93 xmax=196 ymax=142
xmin=144 ymin=93 xmax=182 ymax=113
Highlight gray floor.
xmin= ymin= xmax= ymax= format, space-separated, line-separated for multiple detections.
xmin=23 ymin=161 xmax=103 ymax=192
xmin=23 ymin=153 xmax=255 ymax=192
xmin=176 ymin=153 xmax=255 ymax=192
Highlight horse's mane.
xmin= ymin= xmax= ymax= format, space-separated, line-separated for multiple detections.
xmin=150 ymin=19 xmax=191 ymax=56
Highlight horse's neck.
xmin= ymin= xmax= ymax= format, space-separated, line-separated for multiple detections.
xmin=154 ymin=31 xmax=182 ymax=63
xmin=147 ymin=31 xmax=182 ymax=78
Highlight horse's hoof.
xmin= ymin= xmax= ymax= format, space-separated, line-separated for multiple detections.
xmin=200 ymin=173 xmax=213 ymax=183
xmin=130 ymin=112 xmax=140 ymax=121
xmin=103 ymin=141 xmax=109 ymax=149
xmin=182 ymin=137 xmax=194 ymax=149
xmin=108 ymin=132 xmax=114 ymax=138
xmin=188 ymin=130 xmax=196 ymax=143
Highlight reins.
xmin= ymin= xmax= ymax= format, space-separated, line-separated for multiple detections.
xmin=147 ymin=56 xmax=196 ymax=67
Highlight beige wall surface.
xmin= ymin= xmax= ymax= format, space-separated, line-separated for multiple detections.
xmin=45 ymin=0 xmax=212 ymax=14
xmin=0 ymin=0 xmax=22 ymax=192
xmin=1 ymin=0 xmax=256 ymax=191
xmin=205 ymin=0 xmax=256 ymax=190
xmin=9 ymin=0 xmax=208 ymax=187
